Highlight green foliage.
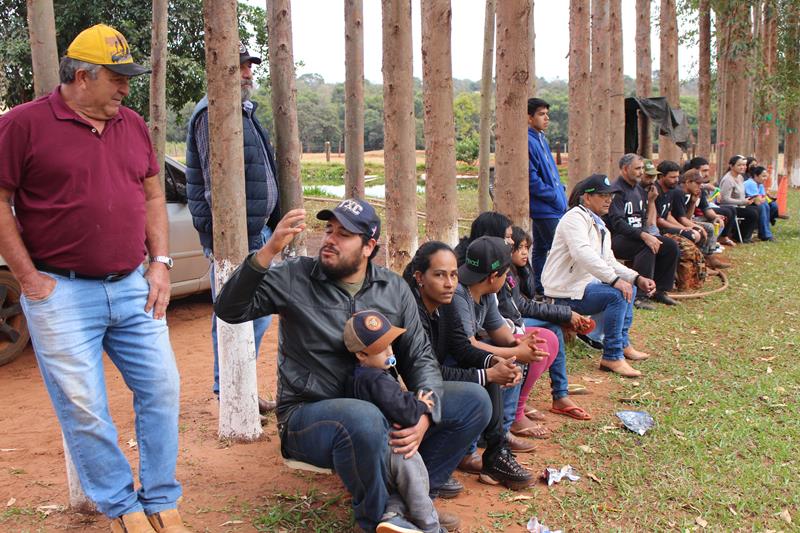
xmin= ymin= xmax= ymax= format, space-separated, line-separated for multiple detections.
xmin=0 ymin=0 xmax=267 ymax=118
xmin=455 ymin=132 xmax=480 ymax=165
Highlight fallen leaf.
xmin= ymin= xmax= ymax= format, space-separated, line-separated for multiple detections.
xmin=758 ymin=356 xmax=777 ymax=362
xmin=695 ymin=515 xmax=708 ymax=528
xmin=778 ymin=509 xmax=792 ymax=524
xmin=577 ymin=445 xmax=595 ymax=454
xmin=671 ymin=428 xmax=686 ymax=440
xmin=6 ymin=498 xmax=15 ymax=507
xmin=631 ymin=381 xmax=640 ymax=387
xmin=760 ymin=395 xmax=770 ymax=402
xmin=689 ymin=329 xmax=698 ymax=334
xmin=776 ymin=386 xmax=786 ymax=394
xmin=673 ymin=385 xmax=688 ymax=392
xmin=36 ymin=504 xmax=65 ymax=516
xmin=727 ymin=505 xmax=737 ymax=516
xmin=587 ymin=473 xmax=601 ymax=484
xmin=761 ymin=346 xmax=775 ymax=351
xmin=599 ymin=425 xmax=618 ymax=433
xmin=511 ymin=495 xmax=532 ymax=501
xmin=766 ymin=366 xmax=773 ymax=374
xmin=220 ymin=520 xmax=244 ymax=526
xmin=582 ymin=376 xmax=603 ymax=383
xmin=0 ymin=448 xmax=20 ymax=452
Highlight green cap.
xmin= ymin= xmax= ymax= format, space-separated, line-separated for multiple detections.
xmin=643 ymin=159 xmax=658 ymax=176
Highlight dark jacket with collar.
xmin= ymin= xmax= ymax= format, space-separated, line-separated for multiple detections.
xmin=214 ymin=255 xmax=444 ymax=428
xmin=412 ymin=287 xmax=495 ymax=386
xmin=350 ymin=366 xmax=429 ymax=428
xmin=185 ymin=96 xmax=281 ymax=251
xmin=497 ymin=267 xmax=572 ymax=328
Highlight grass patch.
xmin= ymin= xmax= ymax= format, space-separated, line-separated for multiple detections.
xmin=252 ymin=490 xmax=351 ymax=532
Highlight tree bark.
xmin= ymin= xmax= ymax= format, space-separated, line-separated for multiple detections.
xmin=421 ymin=0 xmax=458 ymax=246
xmin=659 ymin=0 xmax=681 ymax=162
xmin=715 ymin=11 xmax=728 ymax=174
xmin=26 ymin=0 xmax=59 ymax=98
xmin=568 ymin=0 xmax=591 ymax=189
xmin=787 ymin=107 xmax=800 ymax=187
xmin=528 ymin=0 xmax=536 ymax=97
xmin=635 ymin=0 xmax=652 ymax=158
xmin=717 ymin=4 xmax=750 ymax=176
xmin=494 ymin=0 xmax=530 ymax=229
xmin=697 ymin=0 xmax=711 ymax=158
xmin=478 ymin=0 xmax=495 ymax=212
xmin=268 ymin=0 xmax=306 ymax=257
xmin=608 ymin=0 xmax=624 ymax=174
xmin=203 ymin=0 xmax=261 ymax=441
xmin=382 ymin=0 xmax=418 ymax=271
xmin=755 ymin=1 xmax=778 ymax=187
xmin=590 ymin=0 xmax=610 ymax=175
xmin=344 ymin=0 xmax=365 ymax=199
xmin=150 ymin=0 xmax=168 ymax=191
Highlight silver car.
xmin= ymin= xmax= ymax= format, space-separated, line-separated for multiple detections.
xmin=0 ymin=156 xmax=211 ymax=366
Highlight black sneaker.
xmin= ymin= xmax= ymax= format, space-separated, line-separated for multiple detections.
xmin=481 ymin=447 xmax=534 ymax=490
xmin=651 ymin=291 xmax=678 ymax=306
xmin=432 ymin=476 xmax=463 ymax=499
xmin=576 ymin=333 xmax=603 ymax=350
xmin=633 ymin=297 xmax=656 ymax=310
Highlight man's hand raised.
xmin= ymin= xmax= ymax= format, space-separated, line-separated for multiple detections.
xmin=254 ymin=209 xmax=307 ymax=268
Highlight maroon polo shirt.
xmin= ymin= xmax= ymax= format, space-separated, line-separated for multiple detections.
xmin=0 ymin=87 xmax=159 ymax=276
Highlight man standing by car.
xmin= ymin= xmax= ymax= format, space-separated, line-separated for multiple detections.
xmin=527 ymin=97 xmax=568 ymax=298
xmin=214 ymin=199 xmax=491 ymax=533
xmin=0 ymin=25 xmax=188 ymax=533
xmin=185 ymin=42 xmax=280 ymax=411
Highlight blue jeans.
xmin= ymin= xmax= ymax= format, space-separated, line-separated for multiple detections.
xmin=523 ymin=318 xmax=568 ymax=400
xmin=501 ymin=380 xmax=522 ymax=433
xmin=281 ymin=382 xmax=491 ymax=532
xmin=21 ymin=266 xmax=181 ymax=518
xmin=531 ymin=218 xmax=561 ymax=295
xmin=555 ymin=282 xmax=635 ymax=361
xmin=207 ymin=225 xmax=273 ymax=394
xmin=756 ymin=202 xmax=773 ymax=240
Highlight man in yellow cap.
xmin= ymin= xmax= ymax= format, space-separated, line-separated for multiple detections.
xmin=0 ymin=24 xmax=188 ymax=533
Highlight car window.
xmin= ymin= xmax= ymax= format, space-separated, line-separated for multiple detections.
xmin=165 ymin=158 xmax=188 ymax=203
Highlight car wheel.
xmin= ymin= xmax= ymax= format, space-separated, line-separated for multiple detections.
xmin=0 ymin=270 xmax=29 ymax=366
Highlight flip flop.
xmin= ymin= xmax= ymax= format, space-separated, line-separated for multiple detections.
xmin=550 ymin=405 xmax=592 ymax=421
xmin=567 ymin=383 xmax=589 ymax=395
xmin=510 ymin=423 xmax=552 ymax=439
xmin=524 ymin=408 xmax=547 ymax=421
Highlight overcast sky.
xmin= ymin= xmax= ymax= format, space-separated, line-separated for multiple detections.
xmin=248 ymin=0 xmax=699 ymax=84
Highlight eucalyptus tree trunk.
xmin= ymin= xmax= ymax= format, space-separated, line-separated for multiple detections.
xmin=698 ymin=0 xmax=712 ymax=158
xmin=478 ymin=0 xmax=495 ymax=212
xmin=26 ymin=0 xmax=59 ymax=97
xmin=494 ymin=0 xmax=531 ymax=229
xmin=659 ymin=0 xmax=682 ymax=162
xmin=268 ymin=0 xmax=306 ymax=257
xmin=755 ymin=1 xmax=778 ymax=188
xmin=590 ymin=0 xmax=610 ymax=174
xmin=568 ymin=0 xmax=591 ymax=189
xmin=528 ymin=0 xmax=536 ymax=97
xmin=204 ymin=0 xmax=261 ymax=441
xmin=150 ymin=0 xmax=168 ymax=191
xmin=608 ymin=0 xmax=624 ymax=174
xmin=344 ymin=0 xmax=365 ymax=199
xmin=382 ymin=0 xmax=418 ymax=271
xmin=635 ymin=0 xmax=652 ymax=158
xmin=421 ymin=0 xmax=458 ymax=245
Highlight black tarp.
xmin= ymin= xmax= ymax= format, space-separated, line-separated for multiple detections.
xmin=625 ymin=96 xmax=691 ymax=155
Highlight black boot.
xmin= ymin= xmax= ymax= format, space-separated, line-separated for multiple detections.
xmin=481 ymin=447 xmax=534 ymax=490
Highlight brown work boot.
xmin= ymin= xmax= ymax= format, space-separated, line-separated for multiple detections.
xmin=505 ymin=433 xmax=536 ymax=453
xmin=457 ymin=451 xmax=482 ymax=474
xmin=110 ymin=512 xmax=155 ymax=533
xmin=623 ymin=345 xmax=651 ymax=361
xmin=147 ymin=509 xmax=191 ymax=533
xmin=704 ymin=254 xmax=730 ymax=269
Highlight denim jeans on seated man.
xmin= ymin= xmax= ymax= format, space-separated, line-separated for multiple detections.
xmin=206 ymin=225 xmax=274 ymax=394
xmin=554 ymin=281 xmax=635 ymax=361
xmin=755 ymin=202 xmax=774 ymax=240
xmin=21 ymin=265 xmax=181 ymax=518
xmin=281 ymin=381 xmax=491 ymax=532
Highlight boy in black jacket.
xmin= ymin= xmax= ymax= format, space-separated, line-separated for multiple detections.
xmin=345 ymin=310 xmax=444 ymax=533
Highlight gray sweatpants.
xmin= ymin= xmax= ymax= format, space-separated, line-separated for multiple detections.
xmin=382 ymin=450 xmax=440 ymax=533
xmin=692 ymin=218 xmax=718 ymax=255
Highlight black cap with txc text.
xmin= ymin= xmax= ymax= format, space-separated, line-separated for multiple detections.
xmin=458 ymin=236 xmax=512 ymax=286
xmin=317 ymin=198 xmax=381 ymax=239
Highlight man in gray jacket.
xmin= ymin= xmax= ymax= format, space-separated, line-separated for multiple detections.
xmin=214 ymin=199 xmax=490 ymax=532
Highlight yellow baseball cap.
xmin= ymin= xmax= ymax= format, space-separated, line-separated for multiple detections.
xmin=66 ymin=24 xmax=150 ymax=77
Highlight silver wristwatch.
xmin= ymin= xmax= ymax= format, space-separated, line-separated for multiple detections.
xmin=150 ymin=255 xmax=174 ymax=270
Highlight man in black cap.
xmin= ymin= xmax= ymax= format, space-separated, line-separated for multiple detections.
xmin=543 ymin=175 xmax=655 ymax=377
xmin=214 ymin=201 xmax=490 ymax=533
xmin=185 ymin=41 xmax=281 ymax=406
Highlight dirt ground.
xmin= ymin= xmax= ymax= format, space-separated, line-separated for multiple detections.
xmin=0 ymin=245 xmax=622 ymax=532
